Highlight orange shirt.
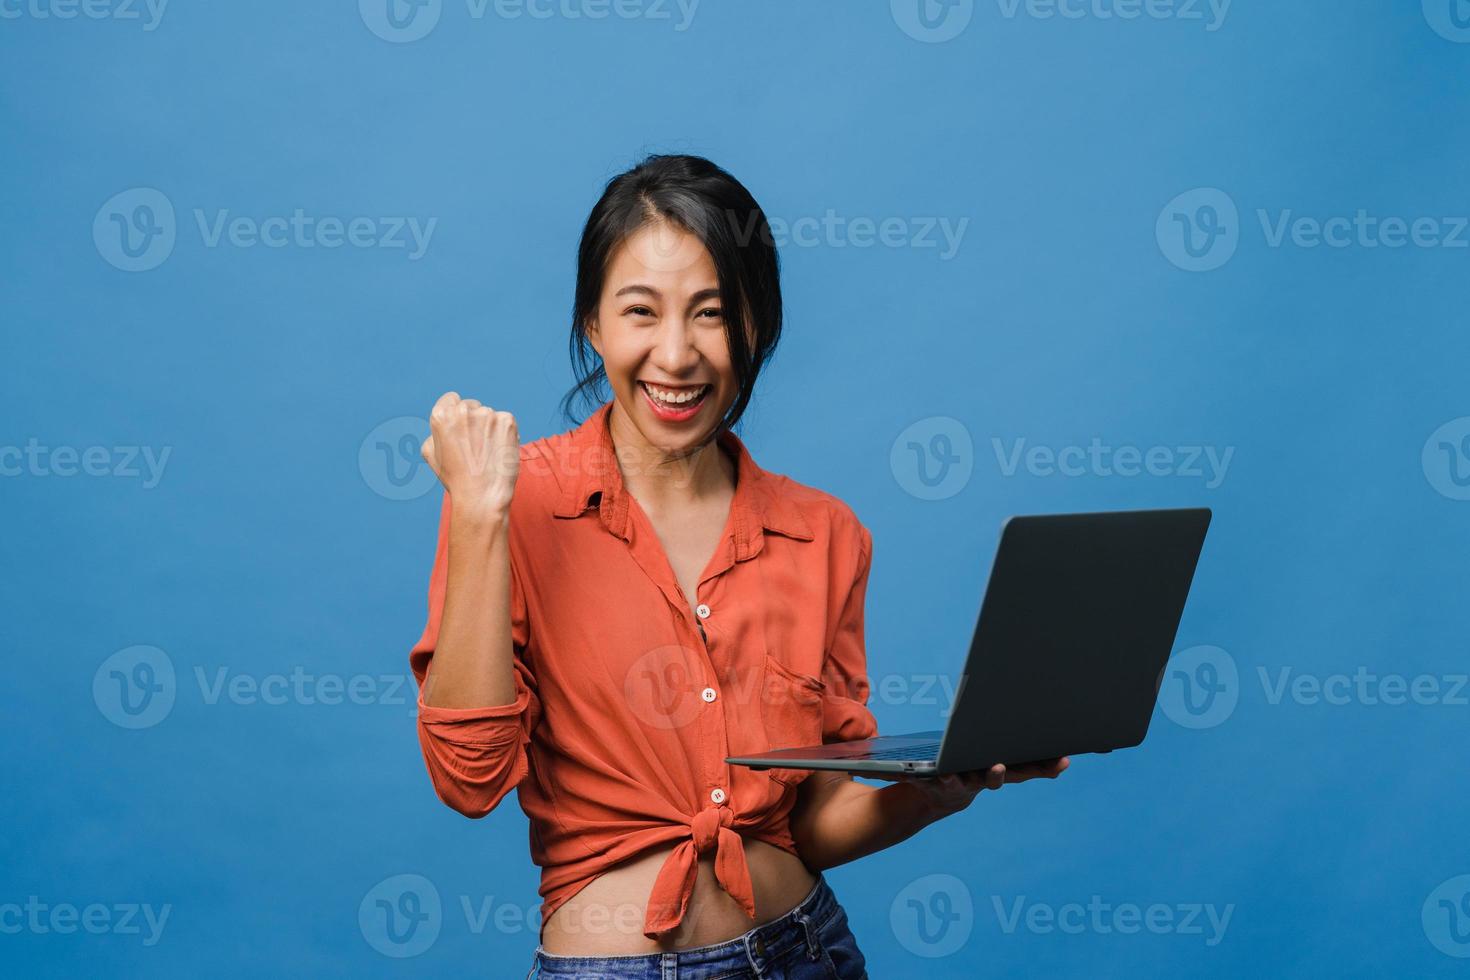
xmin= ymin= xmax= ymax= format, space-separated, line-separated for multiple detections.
xmin=408 ymin=398 xmax=879 ymax=941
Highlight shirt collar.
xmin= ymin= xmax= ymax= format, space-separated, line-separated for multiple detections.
xmin=550 ymin=399 xmax=814 ymax=558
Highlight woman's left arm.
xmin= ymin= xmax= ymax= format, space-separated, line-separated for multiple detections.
xmin=787 ymin=760 xmax=1069 ymax=872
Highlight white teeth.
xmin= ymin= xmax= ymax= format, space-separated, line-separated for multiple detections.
xmin=643 ymin=383 xmax=707 ymax=407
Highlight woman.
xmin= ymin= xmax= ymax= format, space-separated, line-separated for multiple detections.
xmin=408 ymin=154 xmax=1069 ymax=978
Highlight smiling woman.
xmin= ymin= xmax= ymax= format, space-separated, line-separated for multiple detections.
xmin=406 ymin=154 xmax=1061 ymax=979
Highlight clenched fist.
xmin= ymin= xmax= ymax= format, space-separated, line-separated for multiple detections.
xmin=421 ymin=392 xmax=520 ymax=519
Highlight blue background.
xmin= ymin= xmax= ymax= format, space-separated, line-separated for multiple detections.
xmin=4 ymin=0 xmax=1469 ymax=975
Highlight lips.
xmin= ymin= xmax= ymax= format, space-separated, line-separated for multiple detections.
xmin=638 ymin=381 xmax=711 ymax=421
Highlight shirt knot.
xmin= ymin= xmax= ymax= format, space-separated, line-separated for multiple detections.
xmin=642 ymin=804 xmax=755 ymax=938
xmin=690 ymin=804 xmax=731 ymax=854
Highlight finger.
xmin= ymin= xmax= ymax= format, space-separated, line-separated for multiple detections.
xmin=458 ymin=398 xmax=483 ymax=411
xmin=420 ymin=434 xmax=436 ymax=469
xmin=1008 ymin=757 xmax=1070 ymax=782
xmin=986 ymin=764 xmax=1005 ymax=791
xmin=430 ymin=391 xmax=461 ymax=418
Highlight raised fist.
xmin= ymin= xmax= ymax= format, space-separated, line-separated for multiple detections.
xmin=421 ymin=392 xmax=520 ymax=518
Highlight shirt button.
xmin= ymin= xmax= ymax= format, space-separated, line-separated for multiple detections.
xmin=710 ymin=787 xmax=727 ymax=805
xmin=701 ymin=687 xmax=717 ymax=703
xmin=696 ymin=603 xmax=711 ymax=620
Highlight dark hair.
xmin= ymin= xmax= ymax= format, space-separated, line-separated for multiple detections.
xmin=561 ymin=153 xmax=783 ymax=432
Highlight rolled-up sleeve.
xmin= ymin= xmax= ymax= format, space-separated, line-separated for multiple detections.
xmin=408 ymin=491 xmax=539 ymax=818
xmin=820 ymin=522 xmax=879 ymax=743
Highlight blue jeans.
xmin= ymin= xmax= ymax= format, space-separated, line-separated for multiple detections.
xmin=526 ymin=873 xmax=868 ymax=979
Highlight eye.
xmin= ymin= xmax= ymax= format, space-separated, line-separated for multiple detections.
xmin=625 ymin=305 xmax=655 ymax=318
xmin=696 ymin=307 xmax=723 ymax=320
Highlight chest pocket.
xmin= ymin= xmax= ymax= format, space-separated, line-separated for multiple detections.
xmin=760 ymin=653 xmax=827 ymax=788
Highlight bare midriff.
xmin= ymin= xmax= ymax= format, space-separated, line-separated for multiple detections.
xmin=539 ymin=836 xmax=816 ymax=954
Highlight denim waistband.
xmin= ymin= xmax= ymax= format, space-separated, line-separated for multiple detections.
xmin=532 ymin=872 xmax=841 ymax=973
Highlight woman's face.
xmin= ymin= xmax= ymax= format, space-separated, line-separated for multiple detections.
xmin=587 ymin=220 xmax=739 ymax=456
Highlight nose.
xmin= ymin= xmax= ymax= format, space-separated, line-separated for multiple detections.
xmin=650 ymin=318 xmax=701 ymax=375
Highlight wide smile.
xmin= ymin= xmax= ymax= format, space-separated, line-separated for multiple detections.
xmin=638 ymin=381 xmax=712 ymax=423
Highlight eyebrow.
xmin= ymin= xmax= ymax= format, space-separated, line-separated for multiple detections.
xmin=614 ymin=284 xmax=722 ymax=305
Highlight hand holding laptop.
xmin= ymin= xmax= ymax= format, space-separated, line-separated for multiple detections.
xmin=862 ymin=756 xmax=1071 ymax=812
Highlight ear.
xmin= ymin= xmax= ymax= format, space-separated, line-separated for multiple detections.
xmin=585 ymin=314 xmax=602 ymax=358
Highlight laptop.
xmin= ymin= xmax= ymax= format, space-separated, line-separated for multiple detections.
xmin=725 ymin=507 xmax=1212 ymax=777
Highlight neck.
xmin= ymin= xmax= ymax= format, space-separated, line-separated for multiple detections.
xmin=606 ymin=399 xmax=735 ymax=511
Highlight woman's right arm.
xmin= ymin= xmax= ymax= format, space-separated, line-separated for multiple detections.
xmin=408 ymin=392 xmax=537 ymax=818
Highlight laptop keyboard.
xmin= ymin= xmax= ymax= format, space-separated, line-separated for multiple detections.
xmin=849 ymin=743 xmax=940 ymax=761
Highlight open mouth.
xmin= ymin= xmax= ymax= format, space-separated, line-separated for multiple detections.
xmin=638 ymin=381 xmax=712 ymax=420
